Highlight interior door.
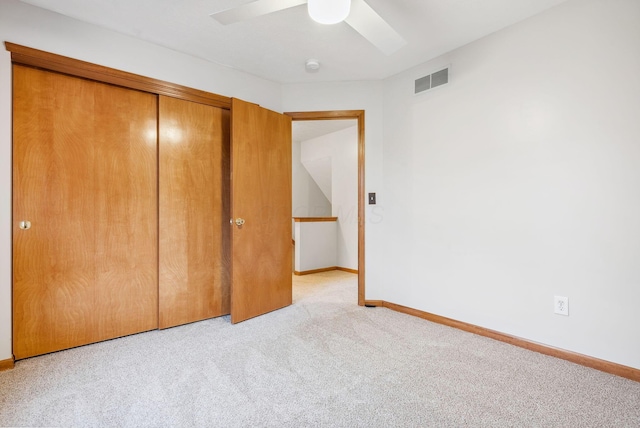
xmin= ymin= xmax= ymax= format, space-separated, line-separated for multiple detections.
xmin=13 ymin=65 xmax=158 ymax=359
xmin=158 ymin=96 xmax=230 ymax=328
xmin=230 ymin=98 xmax=292 ymax=323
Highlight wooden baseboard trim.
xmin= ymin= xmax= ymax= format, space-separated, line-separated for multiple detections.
xmin=363 ymin=300 xmax=384 ymax=307
xmin=294 ymin=267 xmax=338 ymax=276
xmin=294 ymin=266 xmax=359 ymax=276
xmin=0 ymin=357 xmax=15 ymax=371
xmin=293 ymin=217 xmax=338 ymax=222
xmin=336 ymin=267 xmax=359 ymax=274
xmin=381 ymin=301 xmax=640 ymax=383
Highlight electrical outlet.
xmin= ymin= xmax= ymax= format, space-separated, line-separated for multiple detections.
xmin=554 ymin=296 xmax=569 ymax=316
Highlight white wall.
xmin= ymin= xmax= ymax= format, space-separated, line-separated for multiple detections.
xmin=300 ymin=156 xmax=333 ymax=205
xmin=382 ymin=0 xmax=640 ymax=369
xmin=301 ymin=127 xmax=359 ymax=270
xmin=292 ymin=139 xmax=331 ymax=218
xmin=294 ymin=221 xmax=337 ymax=272
xmin=0 ymin=0 xmax=282 ymax=362
xmin=0 ymin=47 xmax=11 ymax=363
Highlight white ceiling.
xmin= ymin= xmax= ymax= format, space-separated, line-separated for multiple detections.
xmin=19 ymin=0 xmax=570 ymax=84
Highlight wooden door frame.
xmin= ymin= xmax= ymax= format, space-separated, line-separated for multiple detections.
xmin=284 ymin=110 xmax=365 ymax=306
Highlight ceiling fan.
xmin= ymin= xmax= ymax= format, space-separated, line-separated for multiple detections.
xmin=210 ymin=0 xmax=406 ymax=55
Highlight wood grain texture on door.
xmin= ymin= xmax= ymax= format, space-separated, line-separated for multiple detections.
xmin=230 ymin=98 xmax=292 ymax=323
xmin=158 ymin=96 xmax=230 ymax=329
xmin=12 ymin=65 xmax=158 ymax=359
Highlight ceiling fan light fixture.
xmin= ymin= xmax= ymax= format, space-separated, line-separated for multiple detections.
xmin=308 ymin=0 xmax=350 ymax=25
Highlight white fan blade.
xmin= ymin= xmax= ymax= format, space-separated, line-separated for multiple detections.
xmin=345 ymin=0 xmax=406 ymax=55
xmin=211 ymin=0 xmax=307 ymax=25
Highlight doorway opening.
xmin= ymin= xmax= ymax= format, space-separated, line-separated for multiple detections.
xmin=285 ymin=111 xmax=365 ymax=306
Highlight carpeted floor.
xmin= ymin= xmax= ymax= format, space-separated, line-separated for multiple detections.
xmin=1 ymin=270 xmax=639 ymax=427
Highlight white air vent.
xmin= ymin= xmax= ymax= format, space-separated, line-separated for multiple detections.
xmin=415 ymin=67 xmax=449 ymax=95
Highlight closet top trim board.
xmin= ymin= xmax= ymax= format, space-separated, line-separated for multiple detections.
xmin=4 ymin=42 xmax=232 ymax=110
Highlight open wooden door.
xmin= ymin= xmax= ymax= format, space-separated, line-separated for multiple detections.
xmin=230 ymin=98 xmax=292 ymax=323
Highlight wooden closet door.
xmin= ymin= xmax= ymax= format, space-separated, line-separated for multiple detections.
xmin=13 ymin=65 xmax=158 ymax=359
xmin=158 ymin=96 xmax=230 ymax=328
xmin=230 ymin=98 xmax=292 ymax=323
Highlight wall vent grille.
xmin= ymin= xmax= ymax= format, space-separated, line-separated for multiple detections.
xmin=415 ymin=67 xmax=449 ymax=95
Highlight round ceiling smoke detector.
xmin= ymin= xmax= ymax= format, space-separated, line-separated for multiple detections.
xmin=305 ymin=59 xmax=320 ymax=73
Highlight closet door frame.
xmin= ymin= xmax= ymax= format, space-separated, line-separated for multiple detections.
xmin=5 ymin=42 xmax=232 ymax=110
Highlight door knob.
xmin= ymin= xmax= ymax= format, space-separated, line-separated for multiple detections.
xmin=19 ymin=220 xmax=31 ymax=230
xmin=235 ymin=218 xmax=245 ymax=227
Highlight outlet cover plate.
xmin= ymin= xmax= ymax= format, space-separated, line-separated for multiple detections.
xmin=554 ymin=295 xmax=569 ymax=316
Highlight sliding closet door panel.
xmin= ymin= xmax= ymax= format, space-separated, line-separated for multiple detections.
xmin=13 ymin=65 xmax=158 ymax=359
xmin=159 ymin=96 xmax=230 ymax=329
xmin=230 ymin=98 xmax=292 ymax=324
xmin=92 ymin=82 xmax=159 ymax=340
xmin=13 ymin=65 xmax=96 ymax=358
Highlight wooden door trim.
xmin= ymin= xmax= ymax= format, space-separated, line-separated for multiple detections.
xmin=284 ymin=110 xmax=366 ymax=306
xmin=4 ymin=42 xmax=231 ymax=109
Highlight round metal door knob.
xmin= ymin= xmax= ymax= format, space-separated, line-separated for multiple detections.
xmin=235 ymin=218 xmax=245 ymax=226
xmin=19 ymin=221 xmax=31 ymax=230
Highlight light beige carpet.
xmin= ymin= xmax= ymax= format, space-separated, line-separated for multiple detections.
xmin=1 ymin=270 xmax=639 ymax=427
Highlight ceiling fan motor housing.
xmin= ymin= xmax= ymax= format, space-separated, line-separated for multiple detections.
xmin=308 ymin=0 xmax=351 ymax=25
